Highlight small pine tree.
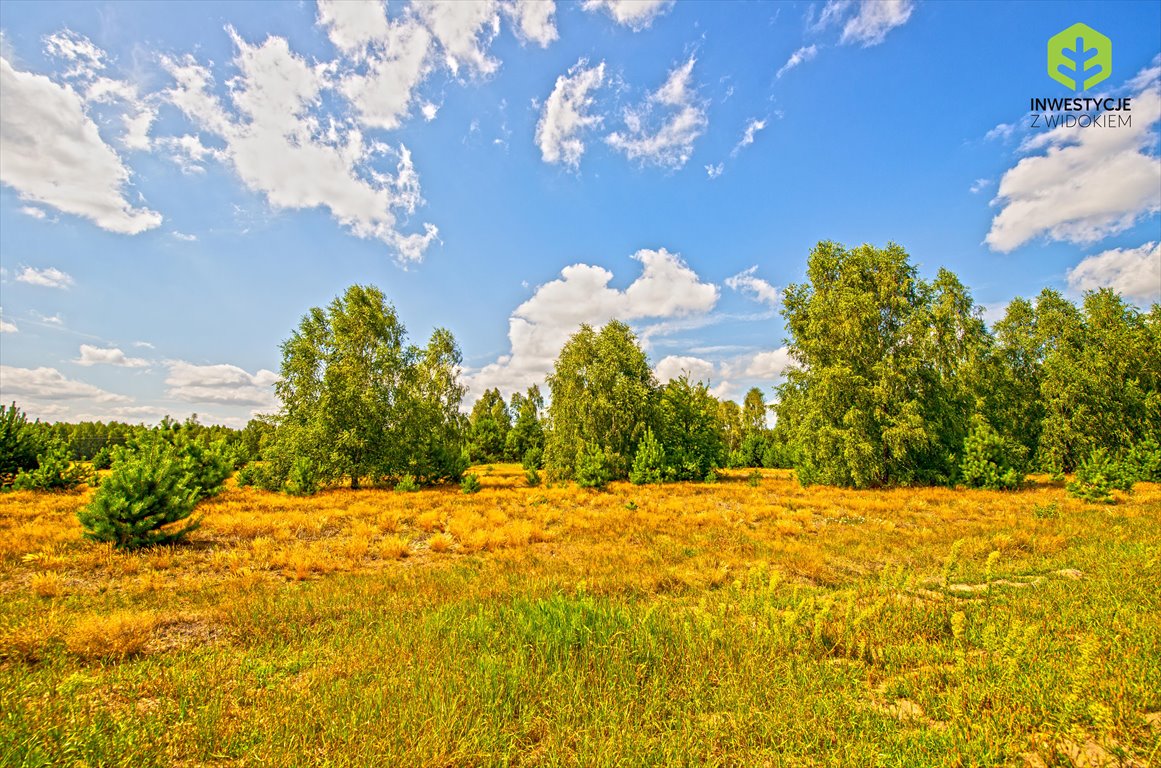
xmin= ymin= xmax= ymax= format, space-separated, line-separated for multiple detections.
xmin=460 ymin=473 xmax=481 ymax=494
xmin=0 ymin=402 xmax=42 ymax=488
xmin=1067 ymin=448 xmax=1118 ymax=503
xmin=286 ymin=456 xmax=320 ymax=496
xmin=395 ymin=474 xmax=420 ymax=492
xmin=629 ymin=429 xmax=666 ymax=485
xmin=574 ymin=441 xmax=610 ymax=489
xmin=77 ymin=438 xmax=200 ymax=549
xmin=1122 ymin=438 xmax=1161 ymax=484
xmin=959 ymin=421 xmax=1024 ymax=491
xmin=12 ymin=438 xmax=91 ymax=491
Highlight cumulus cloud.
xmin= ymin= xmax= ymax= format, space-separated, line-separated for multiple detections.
xmin=19 ymin=206 xmax=46 ymax=219
xmin=0 ymin=310 xmax=16 ymax=334
xmin=414 ymin=0 xmax=500 ymax=77
xmin=316 ymin=0 xmax=393 ymax=56
xmin=165 ymin=361 xmax=280 ymax=408
xmin=15 ymin=266 xmax=74 ymax=289
xmin=161 ymin=29 xmax=439 ymax=263
xmin=720 ymin=346 xmax=794 ymax=381
xmin=705 ymin=162 xmax=723 ymax=179
xmin=504 ymin=0 xmax=558 ymax=47
xmin=467 ymin=248 xmax=718 ymax=399
xmin=335 ymin=17 xmax=434 ymax=130
xmin=0 ymin=54 xmax=162 ymax=234
xmin=606 ymin=57 xmax=707 ymax=169
xmin=819 ymin=0 xmax=914 ymax=46
xmin=986 ymin=61 xmax=1161 ymax=252
xmin=654 ymin=355 xmax=714 ymax=384
xmin=0 ymin=365 xmax=131 ymax=403
xmin=75 ymin=344 xmax=149 ymax=368
xmin=581 ymin=0 xmax=673 ymax=31
xmin=1066 ymin=241 xmax=1161 ymax=305
xmin=776 ymin=45 xmax=817 ymax=78
xmin=536 ymin=59 xmax=606 ymax=168
xmin=725 ymin=266 xmax=780 ymax=307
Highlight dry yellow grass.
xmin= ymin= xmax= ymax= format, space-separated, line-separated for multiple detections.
xmin=1 ymin=465 xmax=1158 ymax=766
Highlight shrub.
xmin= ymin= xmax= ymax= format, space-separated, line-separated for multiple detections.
xmin=1067 ymin=449 xmax=1120 ymax=503
xmin=748 ymin=469 xmax=762 ymax=487
xmin=286 ymin=456 xmax=320 ymax=496
xmin=235 ymin=463 xmax=258 ymax=487
xmin=0 ymin=402 xmax=42 ymax=488
xmin=12 ymin=438 xmax=91 ymax=491
xmin=704 ymin=469 xmax=718 ymax=484
xmin=574 ymin=442 xmax=610 ymax=489
xmin=1122 ymin=438 xmax=1161 ymax=484
xmin=90 ymin=446 xmax=114 ymax=471
xmin=525 ymin=467 xmax=541 ymax=487
xmin=173 ymin=435 xmax=232 ymax=500
xmin=395 ymin=474 xmax=420 ymax=493
xmin=522 ymin=446 xmax=543 ymax=471
xmin=460 ymin=473 xmax=481 ymax=494
xmin=1032 ymin=501 xmax=1059 ymax=520
xmin=629 ymin=429 xmax=666 ymax=485
xmin=959 ymin=421 xmax=1025 ymax=491
xmin=77 ymin=438 xmax=200 ymax=550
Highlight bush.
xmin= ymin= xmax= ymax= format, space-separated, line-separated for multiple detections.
xmin=0 ymin=402 xmax=42 ymax=488
xmin=11 ymin=438 xmax=91 ymax=491
xmin=522 ymin=446 xmax=543 ymax=471
xmin=395 ymin=474 xmax=420 ymax=492
xmin=574 ymin=442 xmax=610 ymax=489
xmin=1067 ymin=448 xmax=1120 ymax=503
xmin=629 ymin=429 xmax=666 ymax=485
xmin=90 ymin=446 xmax=113 ymax=471
xmin=525 ymin=467 xmax=541 ymax=487
xmin=1122 ymin=438 xmax=1161 ymax=484
xmin=460 ymin=473 xmax=481 ymax=494
xmin=959 ymin=421 xmax=1025 ymax=491
xmin=286 ymin=456 xmax=320 ymax=496
xmin=172 ymin=435 xmax=232 ymax=500
xmin=748 ymin=469 xmax=762 ymax=487
xmin=704 ymin=469 xmax=718 ymax=484
xmin=77 ymin=438 xmax=200 ymax=550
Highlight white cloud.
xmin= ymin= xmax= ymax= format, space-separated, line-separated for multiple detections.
xmin=820 ymin=0 xmax=914 ymax=46
xmin=161 ymin=29 xmax=439 ymax=263
xmin=606 ymin=57 xmax=707 ymax=169
xmin=0 ymin=312 xmax=16 ymax=334
xmin=776 ymin=45 xmax=818 ymax=78
xmin=421 ymin=101 xmax=439 ymax=121
xmin=722 ymin=346 xmax=794 ymax=380
xmin=705 ymin=162 xmax=723 ymax=179
xmin=581 ymin=0 xmax=673 ymax=31
xmin=414 ymin=0 xmax=500 ymax=77
xmin=654 ymin=355 xmax=714 ymax=384
xmin=969 ymin=178 xmax=992 ymax=194
xmin=1066 ymin=241 xmax=1161 ymax=305
xmin=75 ymin=344 xmax=149 ymax=368
xmin=986 ymin=63 xmax=1161 ymax=252
xmin=15 ymin=266 xmax=74 ymax=289
xmin=0 ymin=365 xmax=131 ymax=403
xmin=468 ymin=248 xmax=718 ymax=399
xmin=536 ymin=59 xmax=606 ymax=168
xmin=316 ymin=0 xmax=392 ymax=56
xmin=336 ymin=18 xmax=434 ymax=130
xmin=133 ymin=340 xmax=155 ymax=349
xmin=165 ymin=361 xmax=280 ymax=408
xmin=0 ymin=55 xmax=162 ymax=234
xmin=725 ymin=266 xmax=780 ymax=307
xmin=732 ymin=117 xmax=766 ymax=156
xmin=504 ymin=0 xmax=559 ymax=47
xmin=19 ymin=206 xmax=46 ymax=219
xmin=172 ymin=231 xmax=197 ymax=242
xmin=985 ymin=122 xmax=1015 ymax=142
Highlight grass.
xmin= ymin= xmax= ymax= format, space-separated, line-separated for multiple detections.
xmin=1 ymin=465 xmax=1158 ymax=766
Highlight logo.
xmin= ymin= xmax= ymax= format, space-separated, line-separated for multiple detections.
xmin=1048 ymin=23 xmax=1111 ymax=92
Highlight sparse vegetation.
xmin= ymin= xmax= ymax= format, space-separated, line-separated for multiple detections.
xmin=0 ymin=465 xmax=1157 ymax=766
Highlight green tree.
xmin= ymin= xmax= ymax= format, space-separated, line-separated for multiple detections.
xmin=468 ymin=388 xmax=509 ymax=462
xmin=0 ymin=402 xmax=43 ymax=487
xmin=506 ymin=385 xmax=545 ymax=462
xmin=630 ymin=427 xmax=667 ymax=484
xmin=656 ymin=375 xmax=723 ymax=481
xmin=741 ymin=388 xmax=768 ymax=435
xmin=777 ymin=242 xmax=986 ymax=488
xmin=544 ymin=321 xmax=656 ymax=481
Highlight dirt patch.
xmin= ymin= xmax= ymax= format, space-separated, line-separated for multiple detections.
xmin=147 ymin=615 xmax=230 ymax=654
xmin=1055 ymin=568 xmax=1084 ymax=579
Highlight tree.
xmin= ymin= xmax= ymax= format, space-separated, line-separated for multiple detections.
xmin=544 ymin=321 xmax=656 ymax=481
xmin=776 ymin=242 xmax=986 ymax=488
xmin=506 ymin=385 xmax=545 ymax=462
xmin=77 ymin=435 xmax=200 ymax=550
xmin=1 ymin=402 xmax=43 ymax=487
xmin=270 ymin=285 xmax=465 ymax=490
xmin=742 ymin=388 xmax=768 ymax=435
xmin=468 ymin=388 xmax=509 ymax=462
xmin=630 ymin=428 xmax=667 ymax=484
xmin=656 ymin=375 xmax=723 ymax=481
xmin=717 ymin=399 xmax=743 ymax=460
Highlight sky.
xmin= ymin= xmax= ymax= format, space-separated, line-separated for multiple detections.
xmin=0 ymin=0 xmax=1159 ymax=428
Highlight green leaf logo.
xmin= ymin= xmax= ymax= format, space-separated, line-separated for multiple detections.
xmin=1048 ymin=23 xmax=1111 ymax=92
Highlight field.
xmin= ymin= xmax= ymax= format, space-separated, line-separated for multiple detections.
xmin=1 ymin=466 xmax=1159 ymax=767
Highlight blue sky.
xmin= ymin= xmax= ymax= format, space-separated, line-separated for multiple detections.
xmin=1 ymin=0 xmax=1159 ymax=427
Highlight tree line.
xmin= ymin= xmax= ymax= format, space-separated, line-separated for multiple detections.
xmin=1 ymin=240 xmax=1157 ymax=547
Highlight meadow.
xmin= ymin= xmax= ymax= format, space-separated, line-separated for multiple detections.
xmin=1 ymin=466 xmax=1158 ymax=767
